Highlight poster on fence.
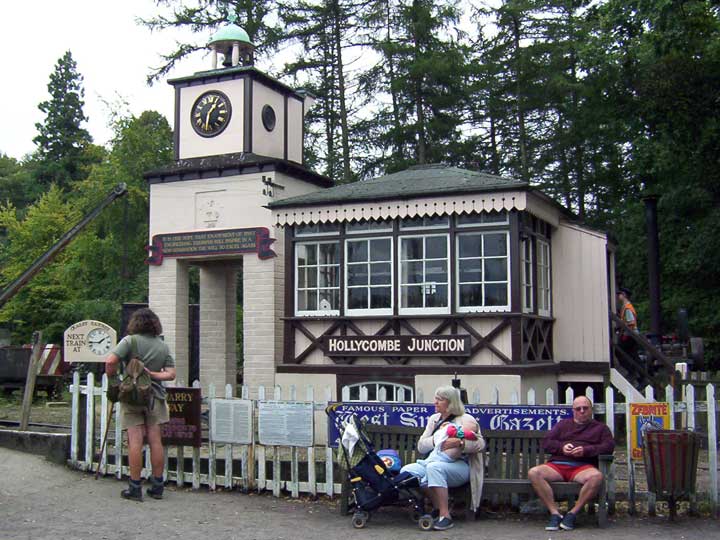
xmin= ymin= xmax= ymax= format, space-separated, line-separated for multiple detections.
xmin=325 ymin=402 xmax=572 ymax=447
xmin=161 ymin=387 xmax=202 ymax=447
xmin=210 ymin=399 xmax=253 ymax=444
xmin=630 ymin=402 xmax=670 ymax=461
xmin=258 ymin=401 xmax=314 ymax=447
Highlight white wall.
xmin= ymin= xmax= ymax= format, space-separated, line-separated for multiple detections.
xmin=252 ymin=80 xmax=286 ymax=159
xmin=178 ymin=79 xmax=245 ymax=159
xmin=552 ymin=221 xmax=610 ymax=363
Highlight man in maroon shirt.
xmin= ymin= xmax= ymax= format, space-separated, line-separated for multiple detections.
xmin=528 ymin=396 xmax=615 ymax=531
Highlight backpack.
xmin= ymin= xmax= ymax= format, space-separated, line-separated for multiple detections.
xmin=108 ymin=336 xmax=153 ymax=407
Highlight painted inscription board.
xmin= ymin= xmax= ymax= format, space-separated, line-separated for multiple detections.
xmin=161 ymin=387 xmax=202 ymax=447
xmin=320 ymin=335 xmax=471 ymax=357
xmin=146 ymin=227 xmax=276 ymax=265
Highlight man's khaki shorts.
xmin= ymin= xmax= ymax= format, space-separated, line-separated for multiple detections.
xmin=121 ymin=398 xmax=170 ymax=429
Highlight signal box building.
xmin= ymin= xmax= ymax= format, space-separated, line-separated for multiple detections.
xmin=145 ymin=20 xmax=614 ymax=401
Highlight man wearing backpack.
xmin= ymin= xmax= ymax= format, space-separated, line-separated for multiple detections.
xmin=105 ymin=308 xmax=176 ymax=501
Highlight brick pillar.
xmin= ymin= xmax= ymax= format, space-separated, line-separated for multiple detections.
xmin=149 ymin=259 xmax=189 ymax=385
xmin=243 ymin=235 xmax=284 ymax=395
xmin=199 ymin=261 xmax=238 ymax=395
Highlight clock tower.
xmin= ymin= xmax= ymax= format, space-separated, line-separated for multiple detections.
xmin=144 ymin=16 xmax=330 ymax=396
xmin=170 ymin=18 xmax=313 ymax=164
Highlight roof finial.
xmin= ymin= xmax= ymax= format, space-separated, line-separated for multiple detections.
xmin=228 ymin=13 xmax=238 ymax=24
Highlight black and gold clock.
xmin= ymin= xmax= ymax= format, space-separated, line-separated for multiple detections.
xmin=191 ymin=90 xmax=232 ymax=137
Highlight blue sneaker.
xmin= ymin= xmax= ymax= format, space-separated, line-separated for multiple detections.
xmin=545 ymin=513 xmax=563 ymax=531
xmin=433 ymin=517 xmax=454 ymax=531
xmin=560 ymin=512 xmax=577 ymax=531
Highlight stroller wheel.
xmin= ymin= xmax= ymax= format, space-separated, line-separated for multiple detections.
xmin=418 ymin=514 xmax=434 ymax=531
xmin=352 ymin=511 xmax=369 ymax=529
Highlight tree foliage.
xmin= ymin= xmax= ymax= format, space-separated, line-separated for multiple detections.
xmin=32 ymin=51 xmax=100 ymax=190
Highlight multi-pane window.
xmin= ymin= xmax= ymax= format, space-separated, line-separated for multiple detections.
xmin=400 ymin=216 xmax=449 ymax=230
xmin=457 ymin=232 xmax=510 ymax=311
xmin=400 ymin=235 xmax=449 ymax=313
xmin=346 ymin=219 xmax=393 ymax=234
xmin=456 ymin=211 xmax=508 ymax=227
xmin=343 ymin=382 xmax=414 ymax=402
xmin=346 ymin=238 xmax=393 ymax=314
xmin=296 ymin=242 xmax=340 ymax=314
xmin=521 ymin=237 xmax=534 ymax=313
xmin=537 ymin=239 xmax=551 ymax=316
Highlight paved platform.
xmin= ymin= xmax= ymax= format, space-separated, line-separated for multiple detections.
xmin=0 ymin=447 xmax=715 ymax=539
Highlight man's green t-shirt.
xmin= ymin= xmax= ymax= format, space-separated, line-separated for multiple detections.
xmin=111 ymin=334 xmax=175 ymax=399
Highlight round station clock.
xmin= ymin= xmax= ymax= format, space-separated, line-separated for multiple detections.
xmin=191 ymin=90 xmax=232 ymax=137
xmin=87 ymin=327 xmax=112 ymax=356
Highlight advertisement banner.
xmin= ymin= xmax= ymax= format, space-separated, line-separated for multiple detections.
xmin=629 ymin=402 xmax=671 ymax=461
xmin=325 ymin=402 xmax=572 ymax=447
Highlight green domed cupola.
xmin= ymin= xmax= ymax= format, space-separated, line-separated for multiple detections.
xmin=208 ymin=14 xmax=255 ymax=68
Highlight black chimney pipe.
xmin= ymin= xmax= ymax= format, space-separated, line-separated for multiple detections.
xmin=643 ymin=196 xmax=662 ymax=345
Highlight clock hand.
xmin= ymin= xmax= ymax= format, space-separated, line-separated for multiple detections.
xmin=204 ymin=102 xmax=219 ymax=130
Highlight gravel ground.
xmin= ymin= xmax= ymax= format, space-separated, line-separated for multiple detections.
xmin=1 ymin=447 xmax=718 ymax=540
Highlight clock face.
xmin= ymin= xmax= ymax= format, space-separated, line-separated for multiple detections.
xmin=191 ymin=91 xmax=232 ymax=137
xmin=261 ymin=104 xmax=276 ymax=131
xmin=87 ymin=328 xmax=112 ymax=356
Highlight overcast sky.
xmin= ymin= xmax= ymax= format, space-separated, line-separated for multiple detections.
xmin=0 ymin=0 xmax=212 ymax=160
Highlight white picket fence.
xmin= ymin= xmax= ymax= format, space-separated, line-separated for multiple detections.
xmin=69 ymin=372 xmax=718 ymax=514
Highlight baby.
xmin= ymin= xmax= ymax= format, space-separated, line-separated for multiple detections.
xmin=428 ymin=421 xmax=478 ymax=462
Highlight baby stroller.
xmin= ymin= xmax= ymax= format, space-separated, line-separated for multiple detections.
xmin=335 ymin=414 xmax=435 ymax=530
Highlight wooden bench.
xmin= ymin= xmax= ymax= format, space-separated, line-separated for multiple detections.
xmin=339 ymin=425 xmax=613 ymax=527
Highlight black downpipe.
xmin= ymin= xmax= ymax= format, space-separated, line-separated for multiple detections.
xmin=644 ymin=196 xmax=662 ymax=345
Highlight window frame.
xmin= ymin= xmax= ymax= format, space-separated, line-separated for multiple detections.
xmin=344 ymin=235 xmax=394 ymax=317
xmin=398 ymin=233 xmax=451 ymax=316
xmin=294 ymin=239 xmax=341 ymax=316
xmin=521 ymin=236 xmax=534 ymax=313
xmin=537 ymin=238 xmax=551 ymax=316
xmin=455 ymin=230 xmax=511 ymax=313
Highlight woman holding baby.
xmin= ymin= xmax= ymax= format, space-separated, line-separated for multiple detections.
xmin=399 ymin=385 xmax=485 ymax=530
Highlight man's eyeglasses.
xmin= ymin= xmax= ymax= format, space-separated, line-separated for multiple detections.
xmin=573 ymin=406 xmax=590 ymax=411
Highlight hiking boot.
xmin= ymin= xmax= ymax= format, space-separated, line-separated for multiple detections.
xmin=121 ymin=481 xmax=143 ymax=502
xmin=545 ymin=513 xmax=563 ymax=531
xmin=560 ymin=512 xmax=577 ymax=531
xmin=146 ymin=477 xmax=164 ymax=500
xmin=433 ymin=517 xmax=454 ymax=531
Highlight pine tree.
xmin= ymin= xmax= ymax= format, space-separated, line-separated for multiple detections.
xmin=140 ymin=0 xmax=282 ymax=83
xmin=32 ymin=51 xmax=93 ymax=190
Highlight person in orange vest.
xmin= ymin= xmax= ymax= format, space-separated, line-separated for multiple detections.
xmin=617 ymin=287 xmax=639 ymax=362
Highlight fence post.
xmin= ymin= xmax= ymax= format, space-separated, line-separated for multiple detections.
xmin=643 ymin=386 xmax=656 ymax=516
xmin=208 ymin=383 xmax=217 ymax=491
xmin=325 ymin=386 xmax=335 ymax=497
xmin=85 ymin=372 xmax=96 ymax=472
xmin=307 ymin=385 xmax=317 ymax=497
xmin=686 ymin=383 xmax=697 ymax=514
xmin=605 ymin=386 xmax=616 ymax=514
xmin=70 ymin=371 xmax=80 ymax=466
xmin=257 ymin=385 xmax=266 ymax=493
xmin=191 ymin=380 xmax=201 ymax=490
xmin=19 ymin=331 xmax=44 ymax=431
xmin=625 ymin=401 xmax=636 ymax=515
xmin=707 ymin=383 xmax=718 ymax=517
